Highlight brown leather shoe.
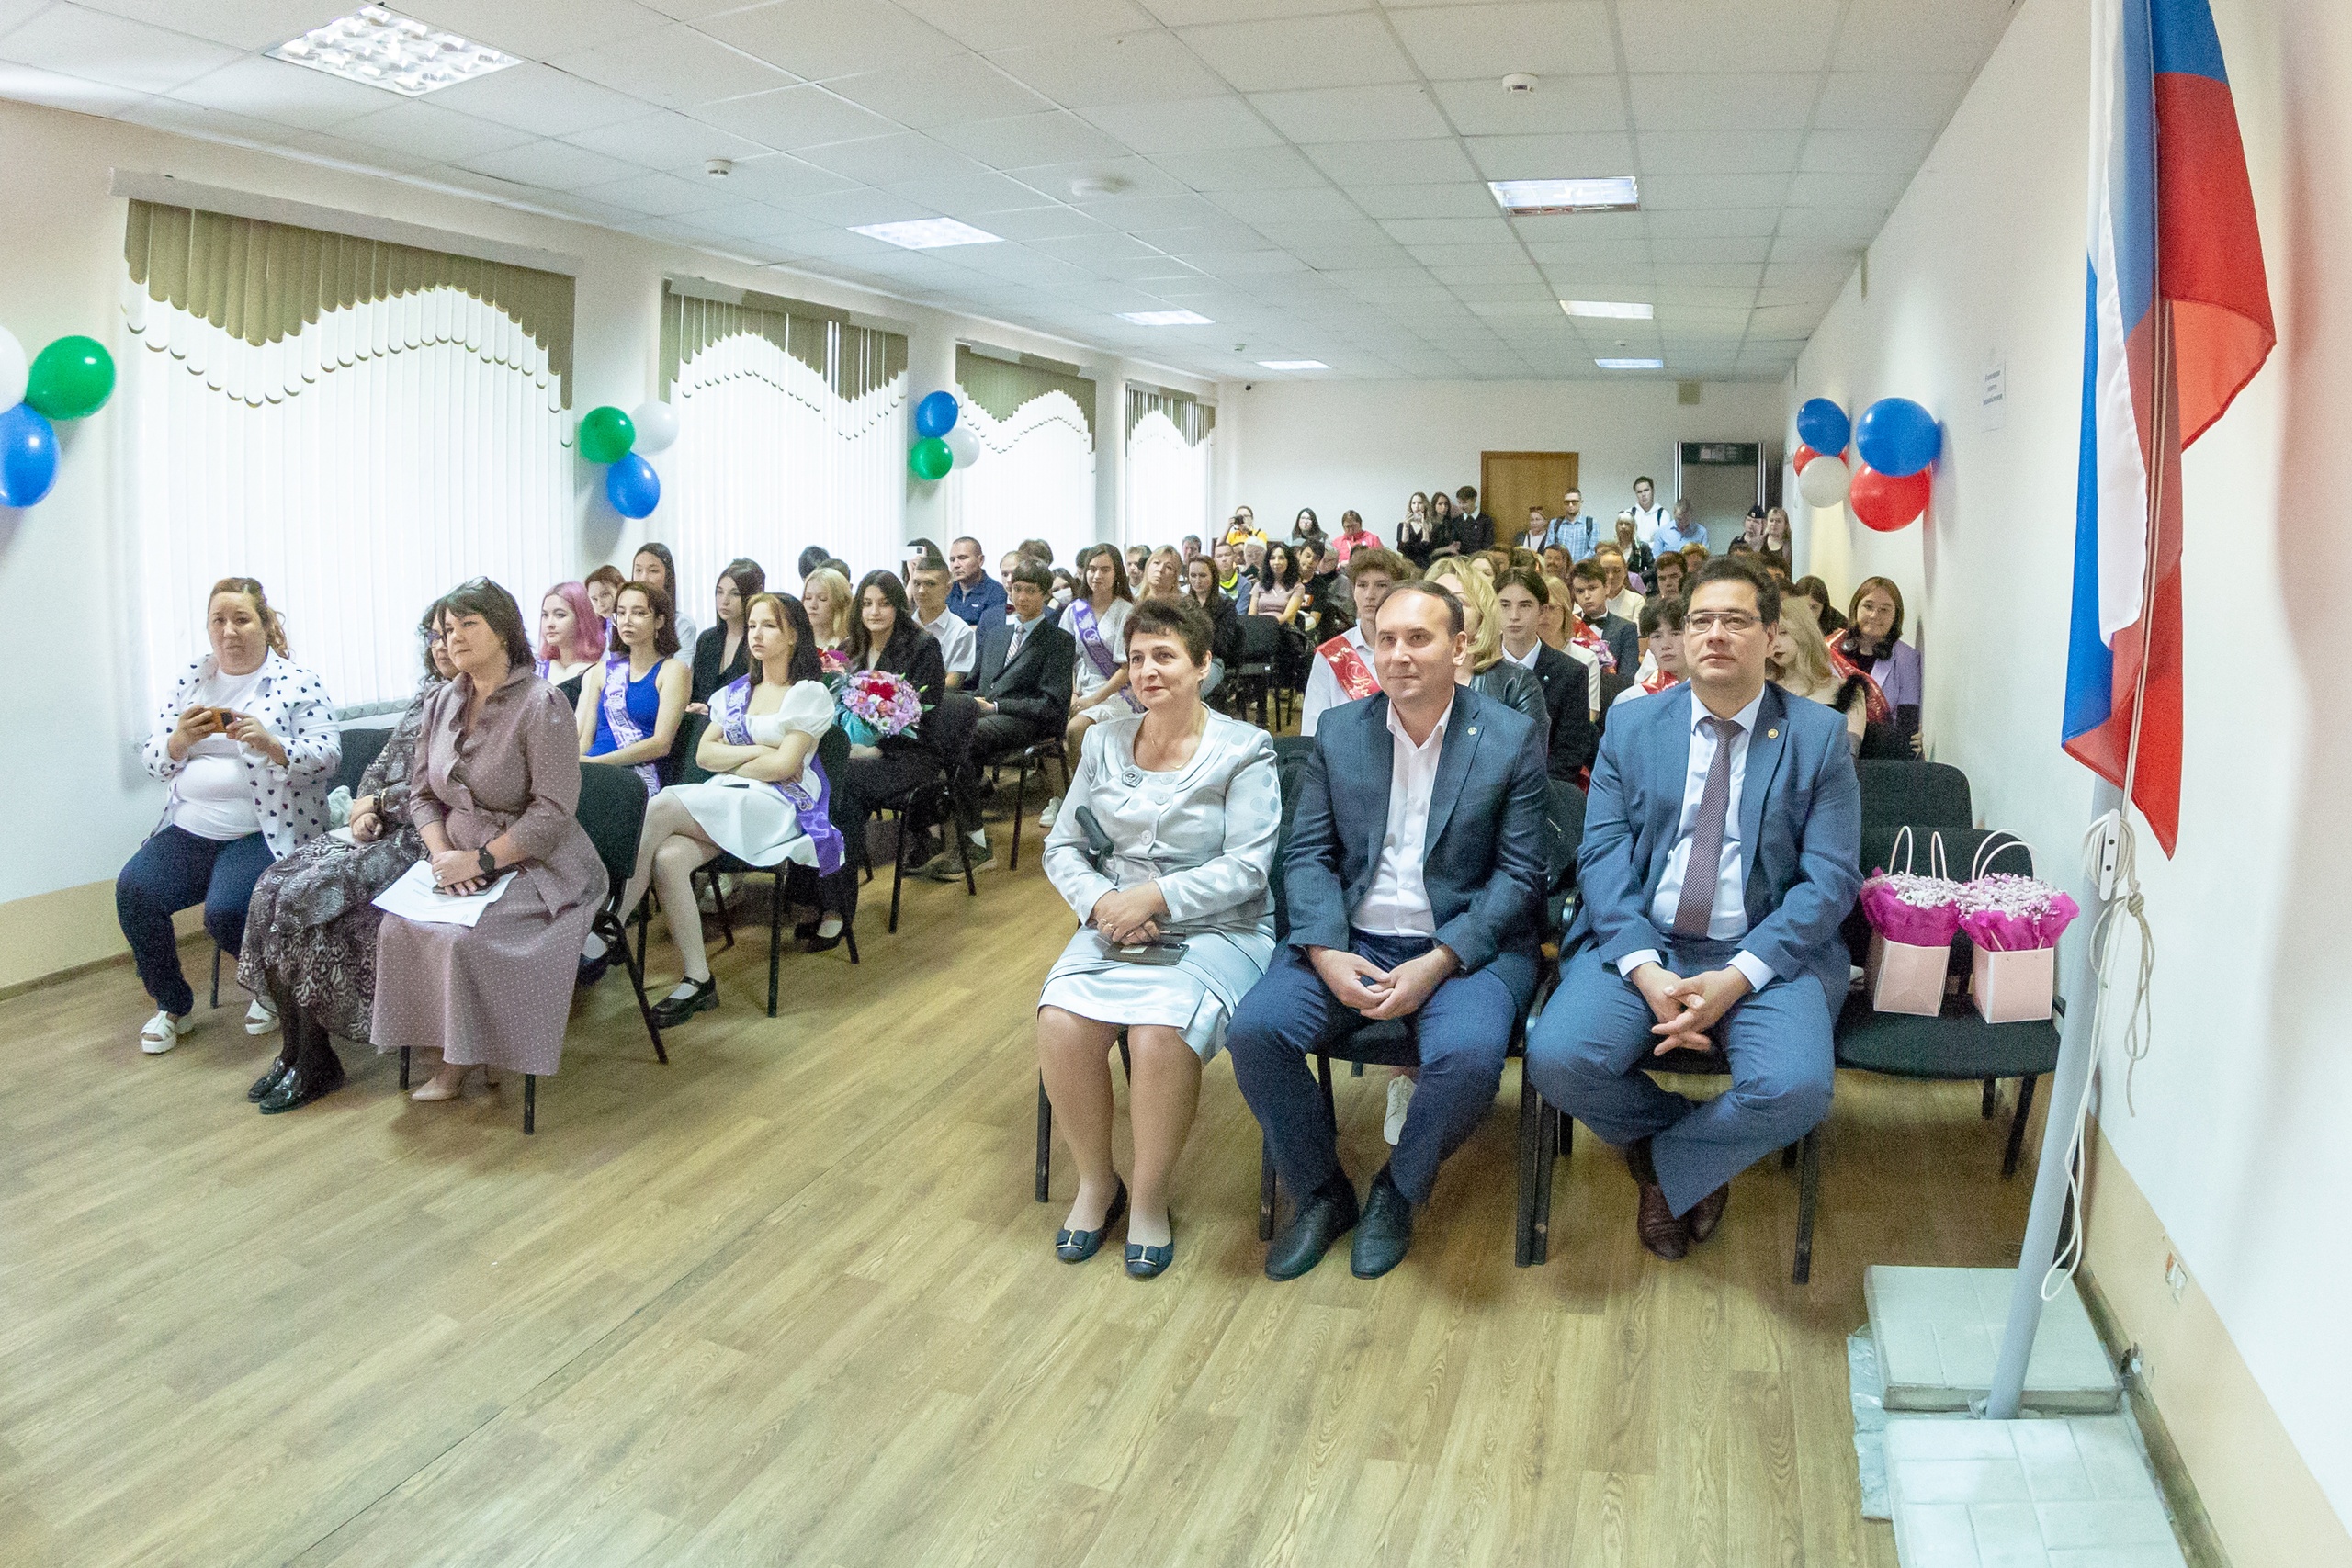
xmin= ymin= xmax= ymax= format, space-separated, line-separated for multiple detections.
xmin=1627 ymin=1138 xmax=1689 ymax=1261
xmin=1686 ymin=1183 xmax=1729 ymax=1245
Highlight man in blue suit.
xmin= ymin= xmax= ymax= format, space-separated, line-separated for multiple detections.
xmin=1229 ymin=581 xmax=1550 ymax=1281
xmin=1526 ymin=556 xmax=1861 ymax=1259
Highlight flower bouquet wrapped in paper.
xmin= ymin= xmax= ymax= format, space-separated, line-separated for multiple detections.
xmin=837 ymin=667 xmax=922 ymax=747
xmin=1957 ymin=872 xmax=2079 ymax=1023
xmin=1858 ymin=868 xmax=1964 ymax=1016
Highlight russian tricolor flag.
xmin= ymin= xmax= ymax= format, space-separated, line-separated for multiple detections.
xmin=2063 ymin=0 xmax=2274 ymax=855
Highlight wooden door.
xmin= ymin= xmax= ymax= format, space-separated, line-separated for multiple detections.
xmin=1482 ymin=451 xmax=1578 ymax=545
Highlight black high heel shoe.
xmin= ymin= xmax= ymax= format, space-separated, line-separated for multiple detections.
xmin=1055 ymin=1180 xmax=1128 ymax=1263
xmin=802 ymin=923 xmax=846 ymax=953
xmin=650 ymin=976 xmax=719 ymax=1027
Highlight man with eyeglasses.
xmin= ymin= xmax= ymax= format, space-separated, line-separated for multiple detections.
xmin=1523 ymin=556 xmax=1860 ymax=1263
xmin=1545 ymin=489 xmax=1598 ymax=560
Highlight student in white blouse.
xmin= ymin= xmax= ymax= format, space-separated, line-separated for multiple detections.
xmin=119 ymin=578 xmax=338 ymax=1055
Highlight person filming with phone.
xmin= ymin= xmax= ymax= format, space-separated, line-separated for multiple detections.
xmin=1034 ymin=599 xmax=1281 ymax=1280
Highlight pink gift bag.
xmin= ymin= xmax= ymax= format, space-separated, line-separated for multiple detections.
xmin=1971 ymin=944 xmax=2055 ymax=1023
xmin=1866 ymin=931 xmax=1948 ymax=1016
xmin=1957 ymin=834 xmax=2067 ymax=1023
xmin=1857 ymin=827 xmax=1962 ymax=1016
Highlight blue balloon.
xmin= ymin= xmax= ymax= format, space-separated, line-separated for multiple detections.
xmin=1854 ymin=397 xmax=1941 ymax=479
xmin=0 ymin=402 xmax=58 ymax=508
xmin=914 ymin=390 xmax=958 ymax=439
xmin=1795 ymin=397 xmax=1849 ymax=457
xmin=605 ymin=453 xmax=661 ymax=519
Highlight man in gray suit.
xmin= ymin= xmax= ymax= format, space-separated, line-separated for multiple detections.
xmin=1526 ymin=556 xmax=1861 ymax=1259
xmin=1228 ymin=581 xmax=1550 ymax=1281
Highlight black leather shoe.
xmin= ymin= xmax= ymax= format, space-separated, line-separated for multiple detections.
xmin=1350 ymin=1165 xmax=1415 ymax=1279
xmin=1265 ymin=1179 xmax=1359 ymax=1281
xmin=1056 ymin=1180 xmax=1127 ymax=1263
xmin=575 ymin=951 xmax=611 ymax=989
xmin=246 ymin=1057 xmax=292 ymax=1103
xmin=650 ymin=976 xmax=719 ymax=1027
xmin=1125 ymin=1219 xmax=1175 ymax=1280
xmin=802 ymin=927 xmax=846 ymax=953
xmin=258 ymin=1052 xmax=344 ymax=1114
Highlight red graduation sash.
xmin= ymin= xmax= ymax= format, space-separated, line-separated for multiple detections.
xmin=1317 ymin=633 xmax=1380 ymax=700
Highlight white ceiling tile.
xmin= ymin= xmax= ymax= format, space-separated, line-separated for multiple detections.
xmin=1253 ymin=218 xmax=1390 ymax=250
xmin=1464 ymin=133 xmax=1638 ymax=180
xmin=1771 ymin=207 xmax=1885 ymax=247
xmin=998 ymin=153 xmax=1191 ymax=197
xmin=1389 ymin=3 xmax=1615 ymax=77
xmin=1523 ymin=237 xmax=1651 ymax=266
xmin=1747 ymin=302 xmax=1821 ymax=333
xmin=1651 ymin=283 xmax=1758 ymax=306
xmin=721 ymin=152 xmax=860 ymax=202
xmin=1651 ymin=233 xmax=1772 ymax=265
xmin=1144 ymin=0 xmax=1368 ymax=27
xmin=1799 ymin=129 xmax=1935 ymax=175
xmin=401 ymin=0 xmax=670 ymax=59
xmin=1250 ymin=84 xmax=1451 ymax=142
xmin=0 ymin=6 xmax=240 ymax=94
xmin=967 ymin=205 xmax=1104 ymax=241
xmin=1653 ymin=305 xmax=1751 ymax=329
xmin=1081 ymin=95 xmax=1279 ymax=154
xmin=1652 ymin=261 xmax=1763 ymax=287
xmin=684 ymin=201 xmax=828 ymax=242
xmin=692 ymin=86 xmax=900 ymax=151
xmin=1428 ymin=73 xmax=1623 ymax=136
xmin=938 ymin=110 xmax=1129 ymax=170
xmin=1784 ymin=170 xmax=1911 ymax=207
xmin=1627 ymin=72 xmax=1815 ymax=131
xmin=885 ymin=170 xmax=1063 ymax=216
xmin=1811 ymin=70 xmax=1973 ymax=132
xmin=564 ymin=109 xmax=773 ymax=171
xmin=73 ymin=0 xmax=349 ymax=51
xmin=697 ymin=0 xmax=967 ymax=81
xmin=1406 ymin=242 xmax=1531 ymax=267
xmin=0 ymin=60 xmax=149 ymax=114
xmin=1645 ymin=206 xmax=1781 ymax=238
xmin=1509 ymin=209 xmax=1643 ymax=241
xmin=1381 ymin=215 xmax=1515 ymax=246
xmin=429 ymin=64 xmax=658 ymax=137
xmin=334 ymin=99 xmax=536 ymax=163
xmin=1179 ymin=13 xmax=1414 ymax=92
xmin=1834 ymin=0 xmax=2015 ymax=71
xmin=117 ymin=94 xmax=308 ymax=147
xmin=550 ymin=24 xmax=798 ymax=109
xmin=897 ymin=0 xmax=1157 ymax=51
xmin=795 ymin=132 xmax=988 ymax=184
xmin=1347 ymin=182 xmax=1506 ymax=220
xmin=1303 ymin=137 xmax=1478 ymax=185
xmin=1182 ymin=249 xmax=1307 ymax=276
xmin=283 ymin=127 xmax=439 ymax=175
xmin=785 ymin=188 xmax=941 ymax=227
xmin=1145 ymin=222 xmax=1279 ymax=256
xmin=1635 ymin=172 xmax=1790 ymax=209
xmin=985 ymin=30 xmax=1225 ymax=107
xmin=1152 ymin=144 xmax=1328 ymax=191
xmin=573 ymin=169 xmax=730 ymax=217
xmin=1636 ymin=130 xmax=1804 ymax=175
xmin=457 ymin=138 xmax=647 ymax=191
xmin=1077 ymin=191 xmax=1230 ymax=229
xmin=1615 ymin=0 xmax=1843 ymax=74
xmin=829 ymin=54 xmax=1053 ymax=130
xmin=1207 ymin=186 xmax=1357 ymax=225
xmin=162 ymin=54 xmax=389 ymax=130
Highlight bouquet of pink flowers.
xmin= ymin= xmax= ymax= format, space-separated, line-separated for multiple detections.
xmin=1858 ymin=871 xmax=1966 ymax=946
xmin=1955 ymin=873 xmax=2079 ymax=952
xmin=837 ymin=668 xmax=922 ymax=745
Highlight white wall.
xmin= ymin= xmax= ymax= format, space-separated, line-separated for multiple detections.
xmin=0 ymin=97 xmax=1205 ymax=921
xmin=1791 ymin=0 xmax=2350 ymax=1548
xmin=1213 ymin=377 xmax=1787 ymax=539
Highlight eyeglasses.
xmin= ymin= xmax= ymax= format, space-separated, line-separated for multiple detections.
xmin=1683 ymin=611 xmax=1761 ymax=636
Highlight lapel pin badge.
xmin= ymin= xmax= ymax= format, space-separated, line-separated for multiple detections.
xmin=1767 ymin=728 xmax=1779 ymax=739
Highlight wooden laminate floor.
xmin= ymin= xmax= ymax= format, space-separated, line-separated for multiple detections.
xmin=0 ymin=819 xmax=2038 ymax=1567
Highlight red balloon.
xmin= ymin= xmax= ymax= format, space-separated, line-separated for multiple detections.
xmin=1792 ymin=444 xmax=1820 ymax=473
xmin=1849 ymin=464 xmax=1931 ymax=531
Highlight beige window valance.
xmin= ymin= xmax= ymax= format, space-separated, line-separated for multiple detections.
xmin=661 ymin=282 xmax=908 ymax=404
xmin=956 ymin=346 xmax=1097 ymax=444
xmin=1125 ymin=384 xmax=1216 ymax=446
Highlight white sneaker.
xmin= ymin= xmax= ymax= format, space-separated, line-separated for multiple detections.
xmin=141 ymin=1010 xmax=188 ymax=1055
xmin=1038 ymin=796 xmax=1061 ymax=829
xmin=1384 ymin=1074 xmax=1415 ymax=1145
xmin=243 ymin=997 xmax=279 ymax=1035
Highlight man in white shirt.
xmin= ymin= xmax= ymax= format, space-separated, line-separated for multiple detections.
xmin=1299 ymin=547 xmax=1407 ymax=736
xmin=908 ymin=556 xmax=976 ymax=687
xmin=1524 ymin=557 xmax=1861 ymax=1261
xmin=1628 ymin=476 xmax=1667 ymax=545
xmin=1229 ymin=581 xmax=1550 ymax=1282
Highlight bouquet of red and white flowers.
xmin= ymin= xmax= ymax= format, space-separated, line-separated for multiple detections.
xmin=837 ymin=668 xmax=922 ymax=745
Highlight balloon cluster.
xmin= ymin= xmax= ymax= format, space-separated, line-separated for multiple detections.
xmin=0 ymin=328 xmax=115 ymax=509
xmin=908 ymin=391 xmax=981 ymax=480
xmin=579 ymin=400 xmax=678 ymax=519
xmin=1792 ymin=395 xmax=1940 ymax=532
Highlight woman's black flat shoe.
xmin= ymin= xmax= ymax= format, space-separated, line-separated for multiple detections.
xmin=246 ymin=1058 xmax=292 ymax=1103
xmin=1125 ymin=1226 xmax=1175 ymax=1280
xmin=793 ymin=918 xmax=820 ymax=943
xmin=258 ymin=1054 xmax=344 ymax=1114
xmin=575 ymin=951 xmax=611 ymax=989
xmin=802 ymin=928 xmax=845 ymax=953
xmin=650 ymin=977 xmax=719 ymax=1027
xmin=1054 ymin=1180 xmax=1128 ymax=1264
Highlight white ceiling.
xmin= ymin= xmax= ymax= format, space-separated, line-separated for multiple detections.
xmin=0 ymin=0 xmax=2018 ymax=382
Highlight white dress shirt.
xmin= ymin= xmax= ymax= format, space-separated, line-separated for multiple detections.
xmin=1351 ymin=695 xmax=1451 ymax=937
xmin=1299 ymin=624 xmax=1374 ymax=737
xmin=1630 ymin=502 xmax=1667 ymax=544
xmin=1617 ymin=690 xmax=1777 ymax=994
xmin=1503 ymin=637 xmax=1543 ymax=670
xmin=922 ymin=607 xmax=977 ymax=677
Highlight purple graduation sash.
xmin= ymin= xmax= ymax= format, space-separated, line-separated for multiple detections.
xmin=598 ymin=651 xmax=662 ymax=795
xmin=1068 ymin=601 xmax=1143 ymax=712
xmin=718 ymin=676 xmax=845 ymax=876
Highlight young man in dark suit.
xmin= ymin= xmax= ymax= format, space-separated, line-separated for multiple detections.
xmin=1494 ymin=568 xmax=1597 ymax=779
xmin=923 ymin=559 xmax=1074 ymax=878
xmin=1447 ymin=484 xmax=1496 ymax=555
xmin=1227 ymin=581 xmax=1549 ymax=1281
xmin=1568 ymin=558 xmax=1640 ymax=685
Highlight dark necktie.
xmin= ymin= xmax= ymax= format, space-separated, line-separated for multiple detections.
xmin=1672 ymin=716 xmax=1743 ymax=938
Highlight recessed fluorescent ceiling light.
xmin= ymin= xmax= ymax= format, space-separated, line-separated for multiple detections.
xmin=1563 ymin=299 xmax=1653 ymax=320
xmin=1596 ymin=357 xmax=1666 ymax=370
xmin=1258 ymin=360 xmax=1328 ymax=370
xmin=1490 ymin=176 xmax=1640 ymax=216
xmin=1119 ymin=310 xmax=1214 ymax=326
xmin=849 ymin=218 xmax=1002 ymax=250
xmin=268 ymin=6 xmax=519 ymax=97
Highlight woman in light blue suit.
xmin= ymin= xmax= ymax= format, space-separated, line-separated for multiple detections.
xmin=1036 ymin=598 xmax=1282 ymax=1280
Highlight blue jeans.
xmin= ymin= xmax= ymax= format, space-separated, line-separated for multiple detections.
xmin=1227 ymin=931 xmax=1536 ymax=1205
xmin=115 ymin=826 xmax=273 ymax=1016
xmin=1524 ymin=939 xmax=1835 ymax=1215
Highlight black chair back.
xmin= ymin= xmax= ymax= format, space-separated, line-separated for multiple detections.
xmin=333 ymin=724 xmax=390 ymax=795
xmin=1856 ymin=760 xmax=1971 ymax=830
xmin=673 ymin=712 xmax=714 ymax=786
xmin=574 ymin=761 xmax=650 ymax=897
xmin=1235 ymin=615 xmax=1285 ymax=662
xmin=1543 ymin=778 xmax=1586 ymax=938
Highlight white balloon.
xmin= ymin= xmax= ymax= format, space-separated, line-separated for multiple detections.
xmin=630 ymin=400 xmax=679 ymax=453
xmin=0 ymin=327 xmax=25 ymax=412
xmin=944 ymin=423 xmax=981 ymax=468
xmin=1797 ymin=452 xmax=1851 ymax=508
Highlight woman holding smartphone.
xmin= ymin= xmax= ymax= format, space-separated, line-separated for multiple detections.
xmin=1035 ymin=598 xmax=1281 ymax=1279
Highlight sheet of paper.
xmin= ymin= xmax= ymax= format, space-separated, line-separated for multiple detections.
xmin=370 ymin=860 xmax=517 ymax=929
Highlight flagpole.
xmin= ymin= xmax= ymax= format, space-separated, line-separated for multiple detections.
xmin=1984 ymin=0 xmax=2171 ymax=1421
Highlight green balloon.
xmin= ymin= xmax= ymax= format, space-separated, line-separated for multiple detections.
xmin=578 ymin=405 xmax=635 ymax=465
xmin=909 ymin=435 xmax=953 ymax=481
xmin=25 ymin=335 xmax=114 ymax=421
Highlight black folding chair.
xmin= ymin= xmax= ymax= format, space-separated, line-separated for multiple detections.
xmin=870 ymin=690 xmax=979 ymax=931
xmin=1231 ymin=615 xmax=1288 ymax=730
xmin=981 ymin=733 xmax=1069 ymax=873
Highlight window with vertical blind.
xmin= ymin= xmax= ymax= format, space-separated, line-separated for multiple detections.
xmin=119 ymin=198 xmax=577 ymax=717
xmin=1125 ymin=385 xmax=1215 ymax=549
xmin=938 ymin=345 xmax=1097 ymax=567
xmin=657 ymin=281 xmax=909 ymax=603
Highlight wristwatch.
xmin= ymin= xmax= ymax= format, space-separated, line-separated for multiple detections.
xmin=476 ymin=847 xmax=498 ymax=879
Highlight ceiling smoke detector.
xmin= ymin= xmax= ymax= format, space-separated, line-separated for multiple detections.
xmin=1502 ymin=73 xmax=1538 ymax=94
xmin=705 ymin=158 xmax=733 ymax=180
